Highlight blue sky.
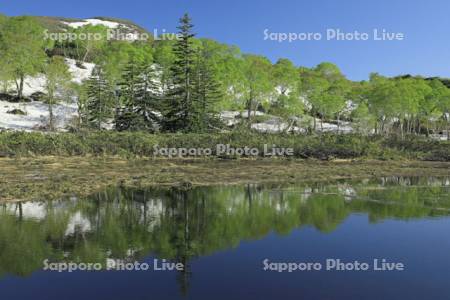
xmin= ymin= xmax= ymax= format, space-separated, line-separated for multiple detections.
xmin=1 ymin=0 xmax=449 ymax=80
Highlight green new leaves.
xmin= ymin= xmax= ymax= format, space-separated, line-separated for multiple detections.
xmin=299 ymin=63 xmax=350 ymax=129
xmin=0 ymin=17 xmax=48 ymax=99
xmin=45 ymin=56 xmax=72 ymax=131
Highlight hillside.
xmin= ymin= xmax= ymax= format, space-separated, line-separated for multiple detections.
xmin=31 ymin=15 xmax=151 ymax=36
xmin=0 ymin=13 xmax=449 ymax=139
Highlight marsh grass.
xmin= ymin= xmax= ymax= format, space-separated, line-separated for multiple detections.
xmin=0 ymin=156 xmax=449 ymax=202
xmin=0 ymin=131 xmax=448 ymax=161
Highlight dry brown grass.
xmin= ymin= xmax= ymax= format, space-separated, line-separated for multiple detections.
xmin=1 ymin=157 xmax=449 ymax=202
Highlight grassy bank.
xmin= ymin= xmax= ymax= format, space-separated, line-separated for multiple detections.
xmin=1 ymin=132 xmax=449 ymax=202
xmin=1 ymin=157 xmax=449 ymax=202
xmin=0 ymin=131 xmax=449 ymax=161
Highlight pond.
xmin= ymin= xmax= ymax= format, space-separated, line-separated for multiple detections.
xmin=1 ymin=177 xmax=450 ymax=300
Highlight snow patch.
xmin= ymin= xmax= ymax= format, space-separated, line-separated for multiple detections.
xmin=10 ymin=58 xmax=94 ymax=97
xmin=65 ymin=58 xmax=95 ymax=84
xmin=0 ymin=100 xmax=78 ymax=131
xmin=240 ymin=111 xmax=266 ymax=118
xmin=63 ymin=18 xmax=122 ymax=29
xmin=21 ymin=75 xmax=47 ymax=97
xmin=316 ymin=120 xmax=353 ymax=133
xmin=0 ymin=58 xmax=93 ymax=131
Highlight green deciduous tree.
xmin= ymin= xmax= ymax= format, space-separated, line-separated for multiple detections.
xmin=0 ymin=14 xmax=7 ymax=25
xmin=193 ymin=40 xmax=243 ymax=111
xmin=272 ymin=58 xmax=298 ymax=96
xmin=95 ymin=41 xmax=154 ymax=129
xmin=240 ymin=54 xmax=273 ymax=127
xmin=71 ymin=25 xmax=108 ymax=63
xmin=367 ymin=75 xmax=432 ymax=137
xmin=423 ymin=79 xmax=450 ymax=136
xmin=348 ymin=81 xmax=375 ymax=134
xmin=299 ymin=63 xmax=350 ymax=131
xmin=0 ymin=16 xmax=48 ymax=99
xmin=191 ymin=43 xmax=224 ymax=131
xmin=153 ymin=39 xmax=176 ymax=94
xmin=0 ymin=62 xmax=13 ymax=93
xmin=269 ymin=59 xmax=304 ymax=122
xmin=44 ymin=56 xmax=72 ymax=131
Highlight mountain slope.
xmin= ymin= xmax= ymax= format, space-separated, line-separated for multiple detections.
xmin=30 ymin=15 xmax=151 ymax=37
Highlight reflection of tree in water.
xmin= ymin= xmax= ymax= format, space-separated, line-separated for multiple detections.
xmin=0 ymin=176 xmax=449 ymax=294
xmin=169 ymin=188 xmax=193 ymax=297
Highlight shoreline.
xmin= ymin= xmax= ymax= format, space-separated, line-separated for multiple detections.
xmin=1 ymin=157 xmax=449 ymax=202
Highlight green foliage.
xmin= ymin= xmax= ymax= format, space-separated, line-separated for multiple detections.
xmin=98 ymin=41 xmax=153 ymax=83
xmin=153 ymin=39 xmax=176 ymax=92
xmin=351 ymin=100 xmax=376 ymax=134
xmin=71 ymin=25 xmax=108 ymax=62
xmin=161 ymin=14 xmax=224 ymax=133
xmin=193 ymin=39 xmax=244 ymax=110
xmin=269 ymin=59 xmax=304 ymax=118
xmin=299 ymin=63 xmax=350 ymax=129
xmin=44 ymin=56 xmax=72 ymax=130
xmin=85 ymin=67 xmax=114 ymax=129
xmin=0 ymin=13 xmax=449 ymax=139
xmin=190 ymin=42 xmax=224 ymax=131
xmin=0 ymin=131 xmax=448 ymax=161
xmin=162 ymin=13 xmax=197 ymax=132
xmin=116 ymin=57 xmax=160 ymax=131
xmin=0 ymin=16 xmax=48 ymax=99
xmin=239 ymin=54 xmax=273 ymax=126
xmin=0 ymin=14 xmax=7 ymax=25
xmin=365 ymin=74 xmax=450 ymax=136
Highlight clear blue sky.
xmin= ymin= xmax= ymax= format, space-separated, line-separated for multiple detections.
xmin=1 ymin=0 xmax=449 ymax=80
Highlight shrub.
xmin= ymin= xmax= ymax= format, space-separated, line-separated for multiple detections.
xmin=0 ymin=131 xmax=448 ymax=161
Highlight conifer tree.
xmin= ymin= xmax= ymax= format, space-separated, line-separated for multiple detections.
xmin=117 ymin=58 xmax=160 ymax=131
xmin=86 ymin=66 xmax=113 ymax=129
xmin=137 ymin=63 xmax=161 ymax=128
xmin=162 ymin=13 xmax=196 ymax=132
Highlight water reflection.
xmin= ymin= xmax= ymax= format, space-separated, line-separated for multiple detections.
xmin=1 ymin=176 xmax=450 ymax=293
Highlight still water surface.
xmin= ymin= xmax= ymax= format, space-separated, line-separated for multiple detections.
xmin=1 ymin=177 xmax=450 ymax=300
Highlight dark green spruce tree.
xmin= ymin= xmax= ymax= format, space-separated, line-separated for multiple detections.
xmin=117 ymin=58 xmax=160 ymax=131
xmin=162 ymin=13 xmax=197 ymax=132
xmin=86 ymin=66 xmax=113 ymax=130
